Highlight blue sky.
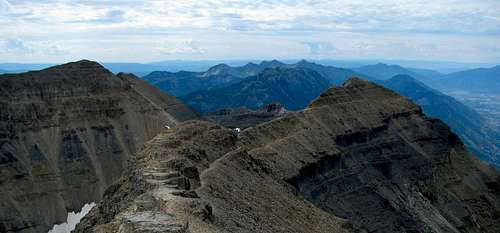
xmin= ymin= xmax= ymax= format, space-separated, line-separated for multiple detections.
xmin=0 ymin=0 xmax=499 ymax=63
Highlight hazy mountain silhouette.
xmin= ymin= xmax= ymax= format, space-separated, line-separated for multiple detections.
xmin=434 ymin=65 xmax=500 ymax=94
xmin=181 ymin=67 xmax=330 ymax=113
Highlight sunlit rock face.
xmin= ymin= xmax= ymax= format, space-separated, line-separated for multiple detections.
xmin=76 ymin=78 xmax=500 ymax=233
xmin=0 ymin=60 xmax=198 ymax=233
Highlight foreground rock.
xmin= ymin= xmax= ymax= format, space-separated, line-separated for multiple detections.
xmin=76 ymin=78 xmax=500 ymax=233
xmin=0 ymin=60 xmax=197 ymax=233
xmin=205 ymin=102 xmax=287 ymax=129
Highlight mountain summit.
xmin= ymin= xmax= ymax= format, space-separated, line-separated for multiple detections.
xmin=0 ymin=61 xmax=197 ymax=233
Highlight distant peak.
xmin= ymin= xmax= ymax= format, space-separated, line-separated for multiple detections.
xmin=245 ymin=62 xmax=258 ymax=66
xmin=203 ymin=63 xmax=232 ymax=76
xmin=260 ymin=59 xmax=285 ymax=67
xmin=212 ymin=63 xmax=230 ymax=68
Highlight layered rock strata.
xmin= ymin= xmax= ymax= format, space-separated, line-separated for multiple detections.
xmin=76 ymin=78 xmax=500 ymax=233
xmin=0 ymin=60 xmax=197 ymax=232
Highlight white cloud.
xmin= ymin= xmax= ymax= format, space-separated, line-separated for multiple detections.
xmin=157 ymin=40 xmax=205 ymax=55
xmin=2 ymin=38 xmax=34 ymax=54
xmin=0 ymin=0 xmax=498 ymax=62
xmin=1 ymin=38 xmax=69 ymax=56
xmin=303 ymin=42 xmax=336 ymax=55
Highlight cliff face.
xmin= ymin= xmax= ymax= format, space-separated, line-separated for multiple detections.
xmin=380 ymin=75 xmax=499 ymax=166
xmin=76 ymin=78 xmax=500 ymax=233
xmin=0 ymin=60 xmax=197 ymax=233
xmin=205 ymin=103 xmax=287 ymax=129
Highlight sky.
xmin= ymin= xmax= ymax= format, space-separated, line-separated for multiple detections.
xmin=0 ymin=0 xmax=499 ymax=63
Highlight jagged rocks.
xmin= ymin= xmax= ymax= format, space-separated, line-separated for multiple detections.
xmin=0 ymin=60 xmax=197 ymax=233
xmin=205 ymin=102 xmax=287 ymax=129
xmin=76 ymin=78 xmax=500 ymax=233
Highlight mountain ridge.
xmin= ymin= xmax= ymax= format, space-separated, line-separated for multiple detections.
xmin=180 ymin=67 xmax=331 ymax=113
xmin=76 ymin=78 xmax=500 ymax=233
xmin=0 ymin=60 xmax=198 ymax=233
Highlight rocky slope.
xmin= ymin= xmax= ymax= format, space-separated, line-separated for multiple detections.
xmin=181 ymin=67 xmax=330 ymax=113
xmin=0 ymin=60 xmax=197 ymax=233
xmin=205 ymin=103 xmax=287 ymax=129
xmin=380 ymin=75 xmax=499 ymax=166
xmin=76 ymin=78 xmax=500 ymax=233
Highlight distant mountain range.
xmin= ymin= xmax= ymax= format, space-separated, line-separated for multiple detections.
xmin=354 ymin=63 xmax=441 ymax=86
xmin=181 ymin=67 xmax=330 ymax=113
xmin=354 ymin=63 xmax=500 ymax=95
xmin=143 ymin=60 xmax=369 ymax=98
xmin=142 ymin=60 xmax=286 ymax=96
xmin=434 ymin=65 xmax=500 ymax=94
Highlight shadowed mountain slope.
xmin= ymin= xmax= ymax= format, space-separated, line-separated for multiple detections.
xmin=181 ymin=67 xmax=331 ymax=113
xmin=0 ymin=60 xmax=197 ymax=233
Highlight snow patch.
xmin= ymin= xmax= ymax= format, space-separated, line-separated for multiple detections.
xmin=48 ymin=202 xmax=96 ymax=233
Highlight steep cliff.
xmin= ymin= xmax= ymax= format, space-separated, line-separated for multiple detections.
xmin=76 ymin=78 xmax=500 ymax=233
xmin=205 ymin=103 xmax=287 ymax=129
xmin=0 ymin=60 xmax=197 ymax=233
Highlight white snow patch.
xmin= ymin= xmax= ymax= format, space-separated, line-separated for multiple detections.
xmin=48 ymin=202 xmax=96 ymax=233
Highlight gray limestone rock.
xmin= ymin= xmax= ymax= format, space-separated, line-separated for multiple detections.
xmin=75 ymin=78 xmax=500 ymax=233
xmin=0 ymin=60 xmax=198 ymax=233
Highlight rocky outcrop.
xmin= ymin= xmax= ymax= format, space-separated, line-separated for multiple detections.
xmin=76 ymin=78 xmax=500 ymax=233
xmin=380 ymin=75 xmax=500 ymax=167
xmin=0 ymin=60 xmax=197 ymax=233
xmin=205 ymin=103 xmax=287 ymax=129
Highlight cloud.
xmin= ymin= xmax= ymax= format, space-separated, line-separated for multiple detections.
xmin=40 ymin=43 xmax=69 ymax=56
xmin=303 ymin=42 xmax=336 ymax=55
xmin=157 ymin=40 xmax=205 ymax=55
xmin=0 ymin=0 xmax=499 ymax=62
xmin=2 ymin=38 xmax=34 ymax=54
xmin=65 ymin=9 xmax=126 ymax=24
xmin=0 ymin=0 xmax=10 ymax=11
xmin=1 ymin=38 xmax=69 ymax=56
